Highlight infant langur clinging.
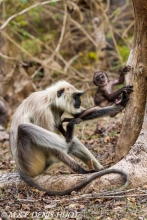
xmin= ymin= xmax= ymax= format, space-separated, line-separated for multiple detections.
xmin=9 ymin=80 xmax=131 ymax=196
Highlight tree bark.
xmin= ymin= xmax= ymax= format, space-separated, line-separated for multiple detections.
xmin=116 ymin=0 xmax=147 ymax=161
xmin=0 ymin=170 xmax=128 ymax=193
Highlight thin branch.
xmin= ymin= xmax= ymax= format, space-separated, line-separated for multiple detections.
xmin=0 ymin=0 xmax=60 ymax=30
xmin=44 ymin=0 xmax=67 ymax=64
xmin=64 ymin=53 xmax=81 ymax=73
xmin=31 ymin=0 xmax=67 ymax=78
xmin=10 ymin=26 xmax=68 ymax=66
xmin=84 ymin=193 xmax=147 ymax=199
xmin=70 ymin=17 xmax=97 ymax=47
xmin=104 ymin=0 xmax=110 ymax=13
xmin=79 ymin=188 xmax=147 ymax=199
xmin=122 ymin=21 xmax=135 ymax=37
xmin=47 ymin=5 xmax=98 ymax=47
xmin=0 ymin=52 xmax=18 ymax=61
xmin=1 ymin=31 xmax=42 ymax=64
xmin=1 ymin=31 xmax=68 ymax=76
xmin=102 ymin=9 xmax=123 ymax=66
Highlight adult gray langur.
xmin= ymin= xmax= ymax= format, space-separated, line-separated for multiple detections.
xmin=9 ymin=80 xmax=132 ymax=196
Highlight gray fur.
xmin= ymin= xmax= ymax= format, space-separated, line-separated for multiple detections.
xmin=9 ymin=80 xmax=129 ymax=195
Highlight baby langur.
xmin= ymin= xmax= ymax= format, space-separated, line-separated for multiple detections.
xmin=93 ymin=65 xmax=132 ymax=108
xmin=10 ymin=81 xmax=131 ymax=196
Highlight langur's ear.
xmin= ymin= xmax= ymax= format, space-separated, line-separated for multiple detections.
xmin=57 ymin=89 xmax=64 ymax=97
xmin=93 ymin=80 xmax=97 ymax=86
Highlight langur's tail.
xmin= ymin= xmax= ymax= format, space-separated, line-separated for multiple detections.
xmin=17 ymin=124 xmax=129 ymax=195
xmin=18 ymin=168 xmax=129 ymax=196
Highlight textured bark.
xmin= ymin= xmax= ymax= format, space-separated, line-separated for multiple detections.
xmin=0 ymin=171 xmax=127 ymax=193
xmin=99 ymin=106 xmax=147 ymax=189
xmin=116 ymin=0 xmax=147 ymax=160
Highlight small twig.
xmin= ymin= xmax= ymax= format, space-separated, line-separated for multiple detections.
xmin=0 ymin=52 xmax=18 ymax=61
xmin=64 ymin=53 xmax=81 ymax=73
xmin=85 ymin=193 xmax=147 ymax=199
xmin=91 ymin=188 xmax=136 ymax=196
xmin=70 ymin=17 xmax=97 ymax=47
xmin=112 ymin=0 xmax=129 ymax=23
xmin=0 ymin=0 xmax=60 ymax=30
xmin=108 ymin=0 xmax=129 ymax=20
xmin=104 ymin=0 xmax=110 ymax=13
xmin=122 ymin=21 xmax=135 ymax=37
xmin=80 ymin=187 xmax=147 ymax=199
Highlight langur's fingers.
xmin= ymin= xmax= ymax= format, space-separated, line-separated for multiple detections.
xmin=74 ymin=118 xmax=83 ymax=124
xmin=62 ymin=118 xmax=73 ymax=123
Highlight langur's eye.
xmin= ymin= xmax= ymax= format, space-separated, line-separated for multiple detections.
xmin=96 ymin=76 xmax=100 ymax=80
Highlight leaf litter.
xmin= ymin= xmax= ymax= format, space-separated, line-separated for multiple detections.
xmin=0 ymin=116 xmax=147 ymax=220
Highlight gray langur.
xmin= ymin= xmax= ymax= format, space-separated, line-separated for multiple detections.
xmin=9 ymin=80 xmax=132 ymax=196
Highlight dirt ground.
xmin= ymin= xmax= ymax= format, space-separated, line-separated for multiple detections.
xmin=1 ymin=114 xmax=147 ymax=220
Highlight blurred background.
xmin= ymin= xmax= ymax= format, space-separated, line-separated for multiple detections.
xmin=0 ymin=0 xmax=134 ymax=111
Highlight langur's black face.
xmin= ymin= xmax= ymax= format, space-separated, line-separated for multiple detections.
xmin=56 ymin=87 xmax=84 ymax=116
xmin=93 ymin=72 xmax=108 ymax=86
xmin=73 ymin=93 xmax=81 ymax=108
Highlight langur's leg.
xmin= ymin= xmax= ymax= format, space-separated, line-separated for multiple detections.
xmin=18 ymin=123 xmax=97 ymax=175
xmin=68 ymin=137 xmax=104 ymax=170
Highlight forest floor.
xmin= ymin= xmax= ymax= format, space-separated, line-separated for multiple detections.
xmin=0 ymin=114 xmax=147 ymax=220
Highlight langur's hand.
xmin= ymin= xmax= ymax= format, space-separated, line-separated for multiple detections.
xmin=123 ymin=65 xmax=131 ymax=73
xmin=120 ymin=85 xmax=133 ymax=107
xmin=62 ymin=118 xmax=73 ymax=123
xmin=68 ymin=118 xmax=83 ymax=125
xmin=122 ymin=85 xmax=133 ymax=94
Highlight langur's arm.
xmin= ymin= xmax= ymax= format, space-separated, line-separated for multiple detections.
xmin=58 ymin=124 xmax=67 ymax=137
xmin=59 ymin=119 xmax=82 ymax=144
xmin=62 ymin=104 xmax=123 ymax=122
xmin=79 ymin=89 xmax=132 ymax=120
xmin=70 ymin=89 xmax=132 ymax=121
xmin=102 ymin=85 xmax=132 ymax=101
xmin=66 ymin=118 xmax=82 ymax=144
xmin=112 ymin=65 xmax=131 ymax=85
xmin=61 ymin=106 xmax=101 ymax=123
xmin=62 ymin=86 xmax=133 ymax=122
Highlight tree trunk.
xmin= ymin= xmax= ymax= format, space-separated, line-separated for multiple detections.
xmin=116 ymin=0 xmax=147 ymax=161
